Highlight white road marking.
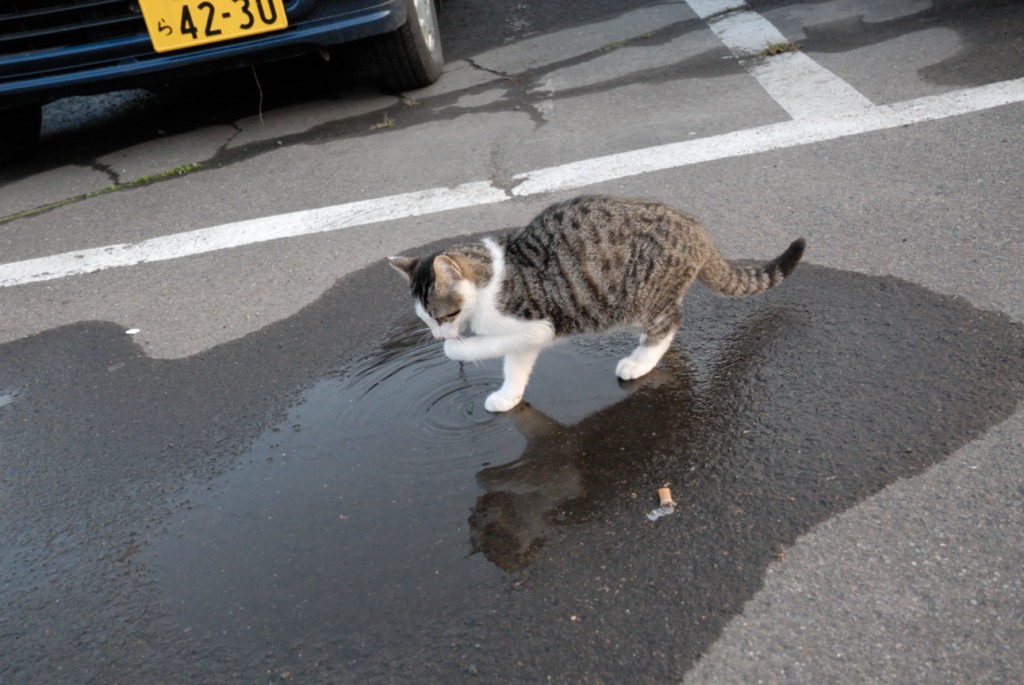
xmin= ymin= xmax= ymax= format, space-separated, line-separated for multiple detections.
xmin=511 ymin=78 xmax=1024 ymax=196
xmin=692 ymin=1 xmax=875 ymax=119
xmin=703 ymin=5 xmax=791 ymax=54
xmin=749 ymin=51 xmax=875 ymax=119
xmin=1 ymin=5 xmax=1023 ymax=288
xmin=0 ymin=183 xmax=506 ymax=287
xmin=686 ymin=0 xmax=746 ymax=20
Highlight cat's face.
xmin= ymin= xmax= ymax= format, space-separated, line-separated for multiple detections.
xmin=389 ymin=253 xmax=473 ymax=340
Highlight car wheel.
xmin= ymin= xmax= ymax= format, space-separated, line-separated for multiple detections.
xmin=374 ymin=0 xmax=443 ymax=92
xmin=0 ymin=105 xmax=42 ymax=162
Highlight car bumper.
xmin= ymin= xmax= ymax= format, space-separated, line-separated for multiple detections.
xmin=0 ymin=0 xmax=404 ymax=107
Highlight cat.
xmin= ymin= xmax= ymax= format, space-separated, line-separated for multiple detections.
xmin=389 ymin=195 xmax=805 ymax=412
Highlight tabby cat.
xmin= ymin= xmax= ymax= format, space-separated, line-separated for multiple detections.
xmin=389 ymin=195 xmax=805 ymax=412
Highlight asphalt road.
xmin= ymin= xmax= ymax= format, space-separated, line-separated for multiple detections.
xmin=2 ymin=1 xmax=1023 ymax=683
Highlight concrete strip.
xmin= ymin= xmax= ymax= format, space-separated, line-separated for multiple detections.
xmin=226 ymin=92 xmax=398 ymax=149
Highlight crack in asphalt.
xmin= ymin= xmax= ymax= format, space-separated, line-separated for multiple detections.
xmin=486 ymin=143 xmax=524 ymax=196
xmin=0 ymin=18 xmax=707 ymax=224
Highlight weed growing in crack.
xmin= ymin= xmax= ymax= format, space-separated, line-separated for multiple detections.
xmin=370 ymin=112 xmax=395 ymax=130
xmin=759 ymin=39 xmax=799 ymax=57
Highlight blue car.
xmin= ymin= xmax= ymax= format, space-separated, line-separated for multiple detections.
xmin=0 ymin=0 xmax=443 ymax=159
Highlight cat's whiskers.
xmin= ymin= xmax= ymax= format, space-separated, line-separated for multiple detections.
xmin=448 ymin=335 xmax=484 ymax=369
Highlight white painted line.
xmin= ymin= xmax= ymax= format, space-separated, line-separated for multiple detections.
xmin=0 ymin=182 xmax=507 ymax=288
xmin=748 ymin=51 xmax=875 ymax=119
xmin=686 ymin=0 xmax=746 ymax=20
xmin=511 ymin=78 xmax=1024 ymax=196
xmin=5 ymin=0 xmax=1024 ymax=294
xmin=704 ymin=5 xmax=789 ymax=55
xmin=3 ymin=77 xmax=1022 ymax=289
xmin=690 ymin=2 xmax=875 ymax=119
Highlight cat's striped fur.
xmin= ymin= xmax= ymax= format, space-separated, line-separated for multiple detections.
xmin=390 ymin=195 xmax=805 ymax=412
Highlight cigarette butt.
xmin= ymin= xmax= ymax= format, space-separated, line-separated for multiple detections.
xmin=658 ymin=487 xmax=675 ymax=507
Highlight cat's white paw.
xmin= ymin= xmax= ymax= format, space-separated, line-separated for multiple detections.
xmin=444 ymin=339 xmax=471 ymax=362
xmin=616 ymin=358 xmax=653 ymax=381
xmin=485 ymin=391 xmax=521 ymax=413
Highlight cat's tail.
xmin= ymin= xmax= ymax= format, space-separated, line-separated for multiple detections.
xmin=698 ymin=238 xmax=806 ymax=297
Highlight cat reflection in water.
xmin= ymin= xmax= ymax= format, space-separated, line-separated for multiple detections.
xmin=389 ymin=195 xmax=805 ymax=412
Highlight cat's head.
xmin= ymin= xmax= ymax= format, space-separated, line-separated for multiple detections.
xmin=388 ymin=253 xmax=475 ymax=340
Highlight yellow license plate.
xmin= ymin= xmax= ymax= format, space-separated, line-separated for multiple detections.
xmin=139 ymin=0 xmax=289 ymax=53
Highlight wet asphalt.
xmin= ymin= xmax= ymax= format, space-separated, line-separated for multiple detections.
xmin=2 ymin=248 xmax=1021 ymax=682
xmin=2 ymin=0 xmax=1023 ymax=683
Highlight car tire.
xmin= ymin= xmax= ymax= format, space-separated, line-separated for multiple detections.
xmin=374 ymin=0 xmax=443 ymax=92
xmin=0 ymin=105 xmax=42 ymax=162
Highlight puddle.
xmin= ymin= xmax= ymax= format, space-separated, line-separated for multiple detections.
xmin=144 ymin=319 xmax=657 ymax=649
xmin=135 ymin=264 xmax=1024 ymax=680
xmin=143 ymin=288 xmax=811 ymax=666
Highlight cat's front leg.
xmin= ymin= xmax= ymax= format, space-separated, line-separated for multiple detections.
xmin=443 ymin=335 xmax=516 ymax=362
xmin=485 ymin=348 xmax=541 ymax=412
xmin=443 ymin=338 xmax=477 ymax=362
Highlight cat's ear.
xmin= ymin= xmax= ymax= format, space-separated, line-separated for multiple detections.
xmin=388 ymin=256 xmax=419 ymax=281
xmin=432 ymin=255 xmax=463 ymax=286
